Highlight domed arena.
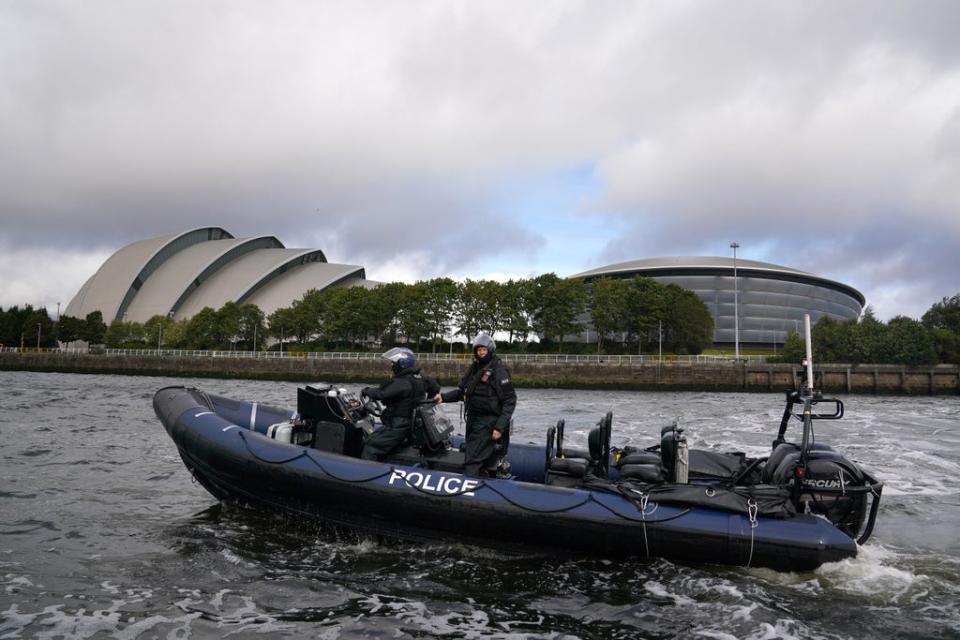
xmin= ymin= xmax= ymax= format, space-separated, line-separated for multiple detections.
xmin=571 ymin=257 xmax=865 ymax=348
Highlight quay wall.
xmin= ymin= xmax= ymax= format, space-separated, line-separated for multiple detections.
xmin=2 ymin=351 xmax=959 ymax=395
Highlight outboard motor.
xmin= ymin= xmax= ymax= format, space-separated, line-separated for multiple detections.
xmin=766 ymin=446 xmax=870 ymax=538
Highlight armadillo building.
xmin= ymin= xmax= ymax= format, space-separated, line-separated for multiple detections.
xmin=571 ymin=257 xmax=865 ymax=348
xmin=64 ymin=227 xmax=374 ymax=323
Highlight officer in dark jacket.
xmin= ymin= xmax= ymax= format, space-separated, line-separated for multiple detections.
xmin=437 ymin=332 xmax=517 ymax=476
xmin=361 ymin=347 xmax=440 ymax=461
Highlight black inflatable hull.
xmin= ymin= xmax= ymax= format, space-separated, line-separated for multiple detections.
xmin=154 ymin=386 xmax=860 ymax=571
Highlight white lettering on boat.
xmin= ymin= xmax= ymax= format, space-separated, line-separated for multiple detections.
xmin=388 ymin=469 xmax=480 ymax=496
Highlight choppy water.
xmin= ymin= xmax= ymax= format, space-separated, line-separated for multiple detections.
xmin=1 ymin=371 xmax=958 ymax=639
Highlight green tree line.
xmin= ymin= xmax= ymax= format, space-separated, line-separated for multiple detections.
xmin=3 ymin=274 xmax=714 ymax=354
xmin=774 ymin=294 xmax=960 ymax=366
xmin=12 ymin=287 xmax=959 ymax=364
xmin=0 ymin=305 xmax=106 ymax=349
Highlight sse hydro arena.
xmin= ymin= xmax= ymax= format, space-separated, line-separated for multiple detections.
xmin=64 ymin=227 xmax=376 ymax=323
xmin=571 ymin=257 xmax=865 ymax=348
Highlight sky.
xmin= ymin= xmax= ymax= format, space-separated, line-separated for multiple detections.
xmin=1 ymin=1 xmax=959 ymax=321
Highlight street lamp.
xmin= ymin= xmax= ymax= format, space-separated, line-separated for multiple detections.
xmin=57 ymin=302 xmax=61 ymax=322
xmin=730 ymin=241 xmax=740 ymax=361
xmin=37 ymin=323 xmax=42 ymax=350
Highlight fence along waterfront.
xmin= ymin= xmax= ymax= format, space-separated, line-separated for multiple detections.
xmin=0 ymin=346 xmax=768 ymax=364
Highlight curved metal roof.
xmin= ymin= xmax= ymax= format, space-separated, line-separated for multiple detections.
xmin=244 ymin=262 xmax=367 ymax=317
xmin=174 ymin=248 xmax=330 ymax=319
xmin=64 ymin=227 xmax=232 ymax=321
xmin=571 ymin=256 xmax=865 ymax=305
xmin=123 ymin=236 xmax=284 ymax=322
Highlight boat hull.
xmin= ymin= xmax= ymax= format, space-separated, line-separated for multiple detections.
xmin=154 ymin=386 xmax=858 ymax=571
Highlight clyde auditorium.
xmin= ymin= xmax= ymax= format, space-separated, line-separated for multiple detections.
xmin=571 ymin=257 xmax=865 ymax=348
xmin=64 ymin=227 xmax=375 ymax=324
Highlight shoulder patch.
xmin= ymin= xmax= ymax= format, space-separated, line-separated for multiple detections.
xmin=501 ymin=378 xmax=510 ymax=385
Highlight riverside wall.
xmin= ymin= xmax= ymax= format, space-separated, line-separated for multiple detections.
xmin=2 ymin=351 xmax=959 ymax=394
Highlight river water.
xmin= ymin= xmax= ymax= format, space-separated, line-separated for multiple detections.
xmin=1 ymin=371 xmax=958 ymax=639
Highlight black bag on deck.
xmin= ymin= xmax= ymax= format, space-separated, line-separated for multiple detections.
xmin=412 ymin=405 xmax=453 ymax=452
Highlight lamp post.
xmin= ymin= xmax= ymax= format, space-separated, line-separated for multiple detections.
xmin=37 ymin=323 xmax=42 ymax=350
xmin=56 ymin=302 xmax=61 ymax=322
xmin=730 ymin=241 xmax=740 ymax=361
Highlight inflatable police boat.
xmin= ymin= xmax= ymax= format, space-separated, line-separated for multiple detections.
xmin=153 ymin=377 xmax=882 ymax=572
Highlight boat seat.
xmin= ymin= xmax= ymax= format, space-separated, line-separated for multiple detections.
xmin=545 ymin=419 xmax=590 ymax=487
xmin=616 ymin=451 xmax=665 ymax=483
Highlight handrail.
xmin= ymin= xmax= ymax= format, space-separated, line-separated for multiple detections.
xmin=0 ymin=345 xmax=769 ymax=363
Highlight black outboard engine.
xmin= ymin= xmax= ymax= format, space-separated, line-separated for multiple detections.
xmin=765 ymin=444 xmax=870 ymax=538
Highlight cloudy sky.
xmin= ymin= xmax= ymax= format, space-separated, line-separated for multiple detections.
xmin=2 ymin=1 xmax=958 ymax=320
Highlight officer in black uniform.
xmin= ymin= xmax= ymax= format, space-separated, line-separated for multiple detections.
xmin=361 ymin=347 xmax=441 ymax=461
xmin=437 ymin=332 xmax=517 ymax=476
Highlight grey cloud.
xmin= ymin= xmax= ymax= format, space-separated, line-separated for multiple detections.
xmin=2 ymin=1 xmax=959 ymax=317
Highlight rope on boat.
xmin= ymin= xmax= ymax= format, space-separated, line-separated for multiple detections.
xmin=480 ymin=482 xmax=592 ymax=513
xmin=746 ymin=498 xmax=758 ymax=568
xmin=640 ymin=493 xmax=650 ymax=559
xmin=234 ymin=429 xmax=696 ymax=521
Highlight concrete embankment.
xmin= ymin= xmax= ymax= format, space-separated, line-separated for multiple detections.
xmin=2 ymin=351 xmax=958 ymax=394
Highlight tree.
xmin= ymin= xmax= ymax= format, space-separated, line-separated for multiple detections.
xmin=589 ymin=278 xmax=629 ymax=353
xmin=848 ymin=312 xmax=887 ymax=365
xmin=0 ymin=307 xmax=18 ymax=346
xmin=500 ymin=279 xmax=533 ymax=346
xmin=394 ymin=282 xmax=429 ymax=347
xmin=267 ymin=306 xmax=299 ymax=349
xmin=536 ymin=278 xmax=588 ymax=351
xmin=922 ymin=294 xmax=960 ymax=334
xmin=323 ymin=286 xmax=373 ymax=347
xmin=104 ymin=319 xmax=147 ymax=348
xmin=236 ymin=304 xmax=265 ymax=350
xmin=660 ymin=284 xmax=713 ymax=354
xmin=216 ymin=302 xmax=243 ymax=349
xmin=882 ymin=316 xmax=937 ymax=365
xmin=622 ymin=277 xmax=665 ymax=354
xmin=811 ymin=316 xmax=841 ymax=362
xmin=422 ymin=278 xmax=460 ymax=351
xmin=57 ymin=315 xmax=85 ymax=344
xmin=144 ymin=314 xmax=177 ymax=349
xmin=931 ymin=328 xmax=960 ymax=365
xmin=456 ymin=279 xmax=500 ymax=343
xmin=778 ymin=330 xmax=806 ymax=363
xmin=23 ymin=308 xmax=57 ymax=349
xmin=363 ymin=282 xmax=401 ymax=346
xmin=81 ymin=311 xmax=107 ymax=345
xmin=182 ymin=307 xmax=221 ymax=349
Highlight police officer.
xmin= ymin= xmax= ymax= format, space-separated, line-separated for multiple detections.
xmin=437 ymin=332 xmax=517 ymax=477
xmin=361 ymin=347 xmax=440 ymax=461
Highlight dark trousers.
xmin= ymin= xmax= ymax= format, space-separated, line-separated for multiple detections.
xmin=361 ymin=417 xmax=411 ymax=460
xmin=464 ymin=414 xmax=505 ymax=477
